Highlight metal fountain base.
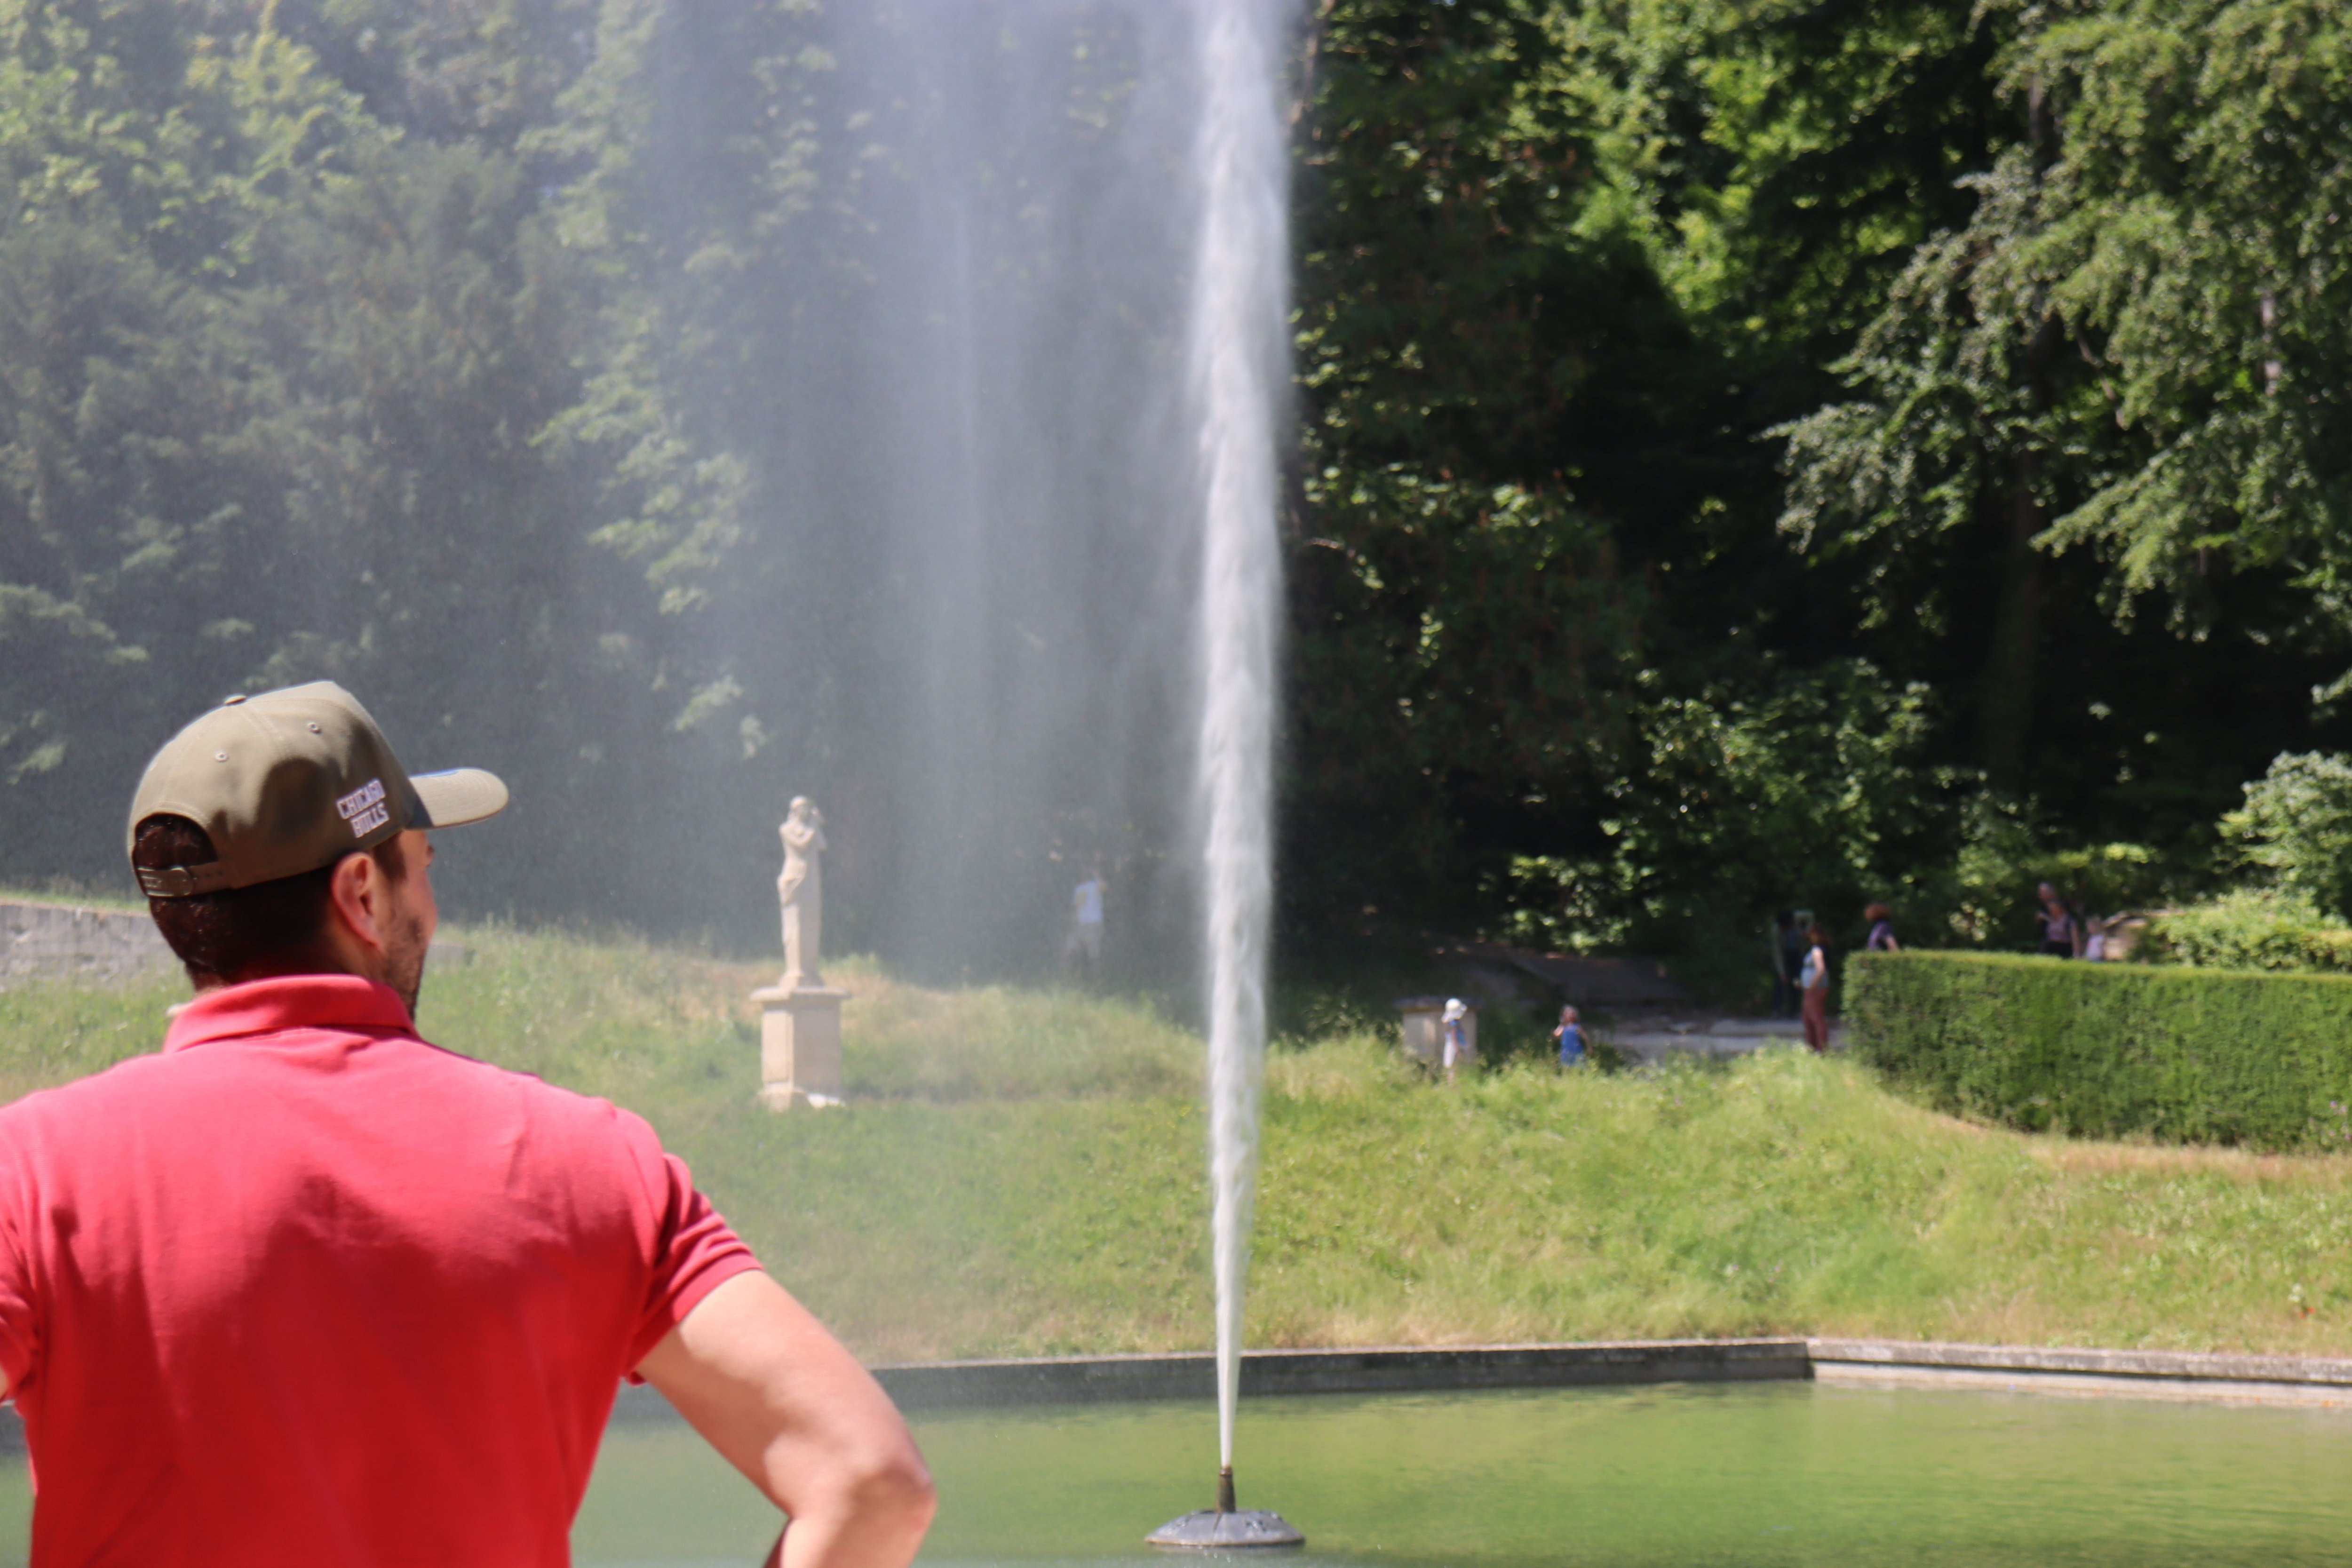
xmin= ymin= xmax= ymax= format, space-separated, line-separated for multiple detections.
xmin=1146 ymin=1510 xmax=1304 ymax=1550
xmin=1147 ymin=1469 xmax=1303 ymax=1551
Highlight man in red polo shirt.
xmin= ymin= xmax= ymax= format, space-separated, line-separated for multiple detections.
xmin=0 ymin=683 xmax=935 ymax=1566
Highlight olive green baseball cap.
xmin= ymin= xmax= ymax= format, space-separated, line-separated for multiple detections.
xmin=126 ymin=682 xmax=508 ymax=897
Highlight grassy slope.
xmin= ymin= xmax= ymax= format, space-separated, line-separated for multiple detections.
xmin=2 ymin=926 xmax=2348 ymax=1361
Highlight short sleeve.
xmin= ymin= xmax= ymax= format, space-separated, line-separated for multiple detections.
xmin=625 ymin=1150 xmax=761 ymax=1374
xmin=0 ymin=1160 xmax=38 ymax=1393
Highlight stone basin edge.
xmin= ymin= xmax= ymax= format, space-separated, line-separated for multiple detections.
xmin=834 ymin=1337 xmax=2352 ymax=1414
xmin=6 ymin=1336 xmax=2345 ymax=1454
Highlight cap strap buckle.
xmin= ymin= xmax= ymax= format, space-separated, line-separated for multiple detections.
xmin=136 ymin=863 xmax=236 ymax=899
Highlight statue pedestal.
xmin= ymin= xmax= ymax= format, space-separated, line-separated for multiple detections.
xmin=751 ymin=982 xmax=849 ymax=1110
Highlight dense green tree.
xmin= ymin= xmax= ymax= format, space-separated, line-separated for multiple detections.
xmin=272 ymin=0 xmax=597 ymax=150
xmin=1287 ymin=0 xmax=1653 ymax=919
xmin=1284 ymin=0 xmax=2019 ymax=945
xmin=1289 ymin=0 xmax=2352 ymax=973
xmin=1498 ymin=659 xmax=1971 ymax=990
xmin=0 ymin=3 xmax=376 ymax=848
xmin=0 ymin=2 xmax=643 ymax=913
xmin=2225 ymin=752 xmax=2352 ymax=921
xmin=1777 ymin=0 xmax=2352 ymax=828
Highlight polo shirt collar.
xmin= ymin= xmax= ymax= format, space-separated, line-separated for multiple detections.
xmin=165 ymin=973 xmax=416 ymax=1053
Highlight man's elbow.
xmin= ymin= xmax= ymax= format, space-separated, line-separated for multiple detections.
xmin=805 ymin=1430 xmax=934 ymax=1544
xmin=853 ymin=1440 xmax=938 ymax=1533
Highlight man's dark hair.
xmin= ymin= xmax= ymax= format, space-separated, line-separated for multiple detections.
xmin=133 ymin=816 xmax=407 ymax=986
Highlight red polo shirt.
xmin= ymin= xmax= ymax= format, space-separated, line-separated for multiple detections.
xmin=0 ymin=974 xmax=760 ymax=1566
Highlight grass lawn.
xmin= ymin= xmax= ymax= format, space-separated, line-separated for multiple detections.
xmin=3 ymin=924 xmax=2349 ymax=1361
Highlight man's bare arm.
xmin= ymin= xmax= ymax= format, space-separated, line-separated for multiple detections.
xmin=638 ymin=1272 xmax=936 ymax=1568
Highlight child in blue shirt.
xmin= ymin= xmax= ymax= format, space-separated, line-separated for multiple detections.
xmin=1553 ymin=1004 xmax=1586 ymax=1067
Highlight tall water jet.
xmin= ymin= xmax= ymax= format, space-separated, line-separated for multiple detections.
xmin=1149 ymin=0 xmax=1299 ymax=1548
xmin=1196 ymin=0 xmax=1287 ymax=1480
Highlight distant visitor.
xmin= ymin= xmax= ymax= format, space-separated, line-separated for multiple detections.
xmin=1799 ymin=924 xmax=1831 ymax=1053
xmin=1864 ymin=903 xmax=1899 ymax=952
xmin=2035 ymin=881 xmax=2082 ymax=958
xmin=1442 ymin=997 xmax=1475 ymax=1082
xmin=1066 ymin=864 xmax=1106 ymax=978
xmin=1554 ymin=1004 xmax=1586 ymax=1068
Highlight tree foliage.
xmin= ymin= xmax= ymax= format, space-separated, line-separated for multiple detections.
xmin=1775 ymin=0 xmax=2352 ymax=794
xmin=0 ymin=0 xmax=2348 ymax=979
xmin=1289 ymin=0 xmax=2352 ymax=976
xmin=0 ymin=2 xmax=651 ymax=912
xmin=2135 ymin=890 xmax=2352 ymax=975
xmin=2224 ymin=752 xmax=2352 ymax=920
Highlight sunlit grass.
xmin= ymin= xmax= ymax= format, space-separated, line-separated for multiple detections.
xmin=4 ymin=924 xmax=2351 ymax=1362
xmin=1247 ymin=1044 xmax=2352 ymax=1356
xmin=824 ymin=955 xmax=1198 ymax=1101
xmin=0 ymin=970 xmax=186 ymax=1103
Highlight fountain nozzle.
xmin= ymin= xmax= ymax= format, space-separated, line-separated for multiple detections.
xmin=1217 ymin=1466 xmax=1236 ymax=1515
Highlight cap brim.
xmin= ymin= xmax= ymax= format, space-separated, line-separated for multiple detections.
xmin=410 ymin=768 xmax=509 ymax=829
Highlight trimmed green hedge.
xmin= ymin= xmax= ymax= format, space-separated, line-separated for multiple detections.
xmin=1845 ymin=951 xmax=2352 ymax=1150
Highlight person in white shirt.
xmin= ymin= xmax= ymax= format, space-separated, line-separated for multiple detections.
xmin=1441 ymin=997 xmax=1475 ymax=1082
xmin=1065 ymin=868 xmax=1105 ymax=977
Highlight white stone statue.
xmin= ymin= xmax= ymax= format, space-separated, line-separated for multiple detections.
xmin=778 ymin=797 xmax=826 ymax=988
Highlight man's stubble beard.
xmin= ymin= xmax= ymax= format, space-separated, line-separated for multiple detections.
xmin=386 ymin=903 xmax=431 ymax=1018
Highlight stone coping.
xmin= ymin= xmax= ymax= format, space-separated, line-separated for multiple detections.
xmin=1810 ymin=1337 xmax=2352 ymax=1386
xmin=864 ymin=1338 xmax=1811 ymax=1410
xmin=854 ymin=1337 xmax=2352 ymax=1411
xmin=1809 ymin=1338 xmax=2352 ymax=1405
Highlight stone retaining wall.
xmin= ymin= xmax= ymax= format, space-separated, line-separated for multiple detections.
xmin=0 ymin=900 xmax=173 ymax=989
xmin=864 ymin=1338 xmax=1810 ymax=1410
xmin=852 ymin=1337 xmax=2352 ymax=1412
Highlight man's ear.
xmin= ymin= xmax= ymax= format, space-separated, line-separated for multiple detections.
xmin=325 ymin=849 xmax=390 ymax=955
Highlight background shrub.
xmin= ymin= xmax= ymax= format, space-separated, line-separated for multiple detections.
xmin=2131 ymin=891 xmax=2352 ymax=974
xmin=1845 ymin=951 xmax=2352 ymax=1150
xmin=2225 ymin=753 xmax=2352 ymax=919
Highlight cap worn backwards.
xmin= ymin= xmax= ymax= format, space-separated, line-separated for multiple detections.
xmin=125 ymin=682 xmax=508 ymax=898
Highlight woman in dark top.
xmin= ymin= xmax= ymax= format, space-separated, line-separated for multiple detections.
xmin=2035 ymin=881 xmax=2081 ymax=957
xmin=1864 ymin=903 xmax=1899 ymax=952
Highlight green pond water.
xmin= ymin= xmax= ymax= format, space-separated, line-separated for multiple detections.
xmin=2 ymin=1381 xmax=2349 ymax=1564
xmin=568 ymin=1382 xmax=2352 ymax=1568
